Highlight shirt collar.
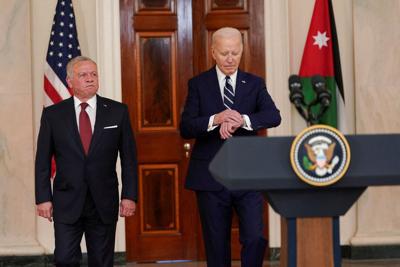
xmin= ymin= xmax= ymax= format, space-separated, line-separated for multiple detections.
xmin=215 ymin=65 xmax=238 ymax=87
xmin=74 ymin=95 xmax=97 ymax=109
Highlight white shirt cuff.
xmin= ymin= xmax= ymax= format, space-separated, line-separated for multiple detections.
xmin=208 ymin=115 xmax=218 ymax=132
xmin=241 ymin=114 xmax=253 ymax=131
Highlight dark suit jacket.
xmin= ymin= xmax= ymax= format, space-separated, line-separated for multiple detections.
xmin=35 ymin=95 xmax=138 ymax=224
xmin=180 ymin=67 xmax=281 ymax=191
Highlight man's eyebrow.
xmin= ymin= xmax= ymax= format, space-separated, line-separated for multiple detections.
xmin=78 ymin=71 xmax=97 ymax=74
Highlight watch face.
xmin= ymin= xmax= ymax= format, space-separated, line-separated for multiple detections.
xmin=290 ymin=125 xmax=351 ymax=187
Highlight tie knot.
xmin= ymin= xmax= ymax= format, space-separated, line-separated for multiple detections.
xmin=80 ymin=102 xmax=89 ymax=110
xmin=225 ymin=76 xmax=233 ymax=87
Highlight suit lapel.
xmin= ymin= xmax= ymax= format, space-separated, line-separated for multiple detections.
xmin=233 ymin=70 xmax=247 ymax=109
xmin=207 ymin=67 xmax=225 ymax=110
xmin=63 ymin=97 xmax=85 ymax=155
xmin=88 ymin=95 xmax=106 ymax=155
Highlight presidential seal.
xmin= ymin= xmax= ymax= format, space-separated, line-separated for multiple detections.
xmin=290 ymin=125 xmax=351 ymax=187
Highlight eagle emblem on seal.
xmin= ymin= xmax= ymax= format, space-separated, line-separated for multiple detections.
xmin=303 ymin=136 xmax=340 ymax=176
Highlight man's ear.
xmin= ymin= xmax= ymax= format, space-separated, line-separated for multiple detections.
xmin=211 ymin=46 xmax=216 ymax=61
xmin=66 ymin=77 xmax=72 ymax=89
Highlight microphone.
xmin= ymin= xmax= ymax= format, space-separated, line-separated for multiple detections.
xmin=311 ymin=75 xmax=331 ymax=107
xmin=288 ymin=74 xmax=308 ymax=123
xmin=288 ymin=75 xmax=304 ymax=108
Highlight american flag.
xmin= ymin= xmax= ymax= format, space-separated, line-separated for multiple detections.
xmin=44 ymin=0 xmax=81 ymax=107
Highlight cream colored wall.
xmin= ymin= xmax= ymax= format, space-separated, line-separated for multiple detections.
xmin=0 ymin=0 xmax=399 ymax=257
xmin=351 ymin=0 xmax=400 ymax=246
xmin=266 ymin=0 xmax=400 ymax=249
xmin=265 ymin=0 xmax=357 ymax=247
xmin=0 ymin=0 xmax=43 ymax=255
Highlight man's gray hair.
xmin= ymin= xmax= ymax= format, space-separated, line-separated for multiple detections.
xmin=211 ymin=27 xmax=243 ymax=47
xmin=66 ymin=56 xmax=97 ymax=78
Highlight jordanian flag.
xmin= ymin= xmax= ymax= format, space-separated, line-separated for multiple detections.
xmin=299 ymin=0 xmax=345 ymax=129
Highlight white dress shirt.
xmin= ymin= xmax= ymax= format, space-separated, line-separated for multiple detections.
xmin=74 ymin=95 xmax=97 ymax=133
xmin=207 ymin=66 xmax=252 ymax=131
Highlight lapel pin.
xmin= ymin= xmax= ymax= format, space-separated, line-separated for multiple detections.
xmin=103 ymin=104 xmax=108 ymax=107
xmin=241 ymin=80 xmax=246 ymax=84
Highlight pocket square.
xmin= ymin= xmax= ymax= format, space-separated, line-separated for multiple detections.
xmin=104 ymin=125 xmax=118 ymax=129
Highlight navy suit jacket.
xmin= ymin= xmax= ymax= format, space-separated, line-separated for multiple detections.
xmin=35 ymin=95 xmax=138 ymax=224
xmin=180 ymin=67 xmax=281 ymax=191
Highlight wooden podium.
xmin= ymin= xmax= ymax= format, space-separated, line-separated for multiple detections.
xmin=209 ymin=134 xmax=400 ymax=267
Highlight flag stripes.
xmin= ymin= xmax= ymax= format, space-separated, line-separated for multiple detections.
xmin=44 ymin=0 xmax=81 ymax=107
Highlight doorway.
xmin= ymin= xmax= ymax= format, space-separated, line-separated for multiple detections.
xmin=120 ymin=0 xmax=267 ymax=262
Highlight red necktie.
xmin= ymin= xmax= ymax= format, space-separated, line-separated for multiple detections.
xmin=79 ymin=103 xmax=92 ymax=155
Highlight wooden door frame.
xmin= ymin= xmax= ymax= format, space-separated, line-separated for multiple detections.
xmin=120 ymin=0 xmax=197 ymax=261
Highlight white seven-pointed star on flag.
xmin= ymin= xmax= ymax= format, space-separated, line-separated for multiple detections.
xmin=312 ymin=31 xmax=330 ymax=49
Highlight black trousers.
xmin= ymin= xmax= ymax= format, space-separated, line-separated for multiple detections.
xmin=196 ymin=189 xmax=267 ymax=267
xmin=54 ymin=192 xmax=117 ymax=267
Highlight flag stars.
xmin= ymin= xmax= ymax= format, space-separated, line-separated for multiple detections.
xmin=312 ymin=31 xmax=330 ymax=50
xmin=46 ymin=1 xmax=81 ymax=83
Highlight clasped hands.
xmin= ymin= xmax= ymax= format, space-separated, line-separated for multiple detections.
xmin=214 ymin=109 xmax=244 ymax=139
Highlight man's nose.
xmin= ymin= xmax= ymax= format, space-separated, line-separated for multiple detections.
xmin=86 ymin=74 xmax=95 ymax=81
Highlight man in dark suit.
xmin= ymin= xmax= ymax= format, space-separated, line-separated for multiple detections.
xmin=35 ymin=56 xmax=137 ymax=267
xmin=180 ymin=27 xmax=281 ymax=267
